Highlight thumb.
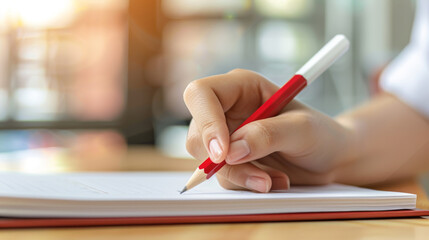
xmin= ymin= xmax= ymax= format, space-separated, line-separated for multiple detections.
xmin=225 ymin=113 xmax=316 ymax=165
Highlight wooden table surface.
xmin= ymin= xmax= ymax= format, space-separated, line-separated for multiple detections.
xmin=1 ymin=146 xmax=428 ymax=240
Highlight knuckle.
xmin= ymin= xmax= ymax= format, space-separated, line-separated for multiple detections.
xmin=183 ymin=80 xmax=202 ymax=104
xmin=291 ymin=112 xmax=319 ymax=133
xmin=228 ymin=68 xmax=267 ymax=88
xmin=199 ymin=119 xmax=218 ymax=135
xmin=228 ymin=68 xmax=248 ymax=75
xmin=253 ymin=121 xmax=275 ymax=147
xmin=227 ymin=68 xmax=260 ymax=80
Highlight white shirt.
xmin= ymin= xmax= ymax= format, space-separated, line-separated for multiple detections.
xmin=380 ymin=0 xmax=429 ymax=117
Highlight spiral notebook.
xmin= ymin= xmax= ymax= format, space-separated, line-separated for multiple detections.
xmin=0 ymin=172 xmax=427 ymax=228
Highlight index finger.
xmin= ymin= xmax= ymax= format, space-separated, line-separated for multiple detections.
xmin=183 ymin=69 xmax=278 ymax=163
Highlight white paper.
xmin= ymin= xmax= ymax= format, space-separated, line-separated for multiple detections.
xmin=0 ymin=172 xmax=417 ymax=217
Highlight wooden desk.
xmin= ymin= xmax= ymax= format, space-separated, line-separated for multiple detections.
xmin=1 ymin=146 xmax=428 ymax=240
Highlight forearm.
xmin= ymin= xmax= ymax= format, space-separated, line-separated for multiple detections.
xmin=334 ymin=93 xmax=429 ymax=186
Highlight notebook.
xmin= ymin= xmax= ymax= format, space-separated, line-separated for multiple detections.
xmin=0 ymin=172 xmax=428 ymax=228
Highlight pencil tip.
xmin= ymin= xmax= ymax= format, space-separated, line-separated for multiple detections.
xmin=179 ymin=186 xmax=188 ymax=194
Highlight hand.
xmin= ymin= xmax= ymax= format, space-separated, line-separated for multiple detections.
xmin=184 ymin=69 xmax=356 ymax=192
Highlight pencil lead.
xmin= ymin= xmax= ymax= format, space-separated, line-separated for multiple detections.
xmin=179 ymin=186 xmax=188 ymax=194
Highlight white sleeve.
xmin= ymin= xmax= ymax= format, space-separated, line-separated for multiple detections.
xmin=380 ymin=0 xmax=429 ymax=117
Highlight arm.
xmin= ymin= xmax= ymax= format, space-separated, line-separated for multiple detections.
xmin=335 ymin=92 xmax=429 ymax=186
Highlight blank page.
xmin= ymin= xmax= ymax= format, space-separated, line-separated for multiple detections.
xmin=0 ymin=172 xmax=416 ymax=217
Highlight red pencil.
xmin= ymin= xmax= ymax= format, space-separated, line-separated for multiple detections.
xmin=181 ymin=35 xmax=350 ymax=194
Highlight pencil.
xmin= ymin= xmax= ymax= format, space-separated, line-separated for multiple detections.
xmin=180 ymin=34 xmax=350 ymax=194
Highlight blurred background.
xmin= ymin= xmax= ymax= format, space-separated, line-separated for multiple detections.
xmin=0 ymin=0 xmax=417 ymax=174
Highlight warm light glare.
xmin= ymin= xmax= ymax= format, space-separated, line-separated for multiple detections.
xmin=11 ymin=0 xmax=75 ymax=28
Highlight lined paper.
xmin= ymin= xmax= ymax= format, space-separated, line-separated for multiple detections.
xmin=0 ymin=172 xmax=416 ymax=217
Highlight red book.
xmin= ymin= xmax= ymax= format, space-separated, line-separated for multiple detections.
xmin=1 ymin=209 xmax=429 ymax=228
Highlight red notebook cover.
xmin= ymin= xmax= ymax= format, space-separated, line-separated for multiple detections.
xmin=1 ymin=209 xmax=429 ymax=228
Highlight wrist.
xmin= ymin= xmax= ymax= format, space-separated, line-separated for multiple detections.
xmin=332 ymin=116 xmax=360 ymax=180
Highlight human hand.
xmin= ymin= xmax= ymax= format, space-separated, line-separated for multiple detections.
xmin=184 ymin=69 xmax=356 ymax=193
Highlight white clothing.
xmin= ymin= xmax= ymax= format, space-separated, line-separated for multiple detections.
xmin=380 ymin=0 xmax=429 ymax=117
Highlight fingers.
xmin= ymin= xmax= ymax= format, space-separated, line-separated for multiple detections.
xmin=187 ymin=118 xmax=291 ymax=192
xmin=225 ymin=111 xmax=319 ymax=165
xmin=257 ymin=156 xmax=336 ymax=186
xmin=216 ymin=162 xmax=290 ymax=192
xmin=184 ymin=80 xmax=230 ymax=163
xmin=217 ymin=164 xmax=270 ymax=193
xmin=254 ymin=162 xmax=290 ymax=190
xmin=184 ymin=69 xmax=278 ymax=163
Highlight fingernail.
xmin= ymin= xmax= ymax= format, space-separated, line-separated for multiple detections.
xmin=209 ymin=138 xmax=223 ymax=162
xmin=245 ymin=176 xmax=269 ymax=192
xmin=226 ymin=140 xmax=250 ymax=163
